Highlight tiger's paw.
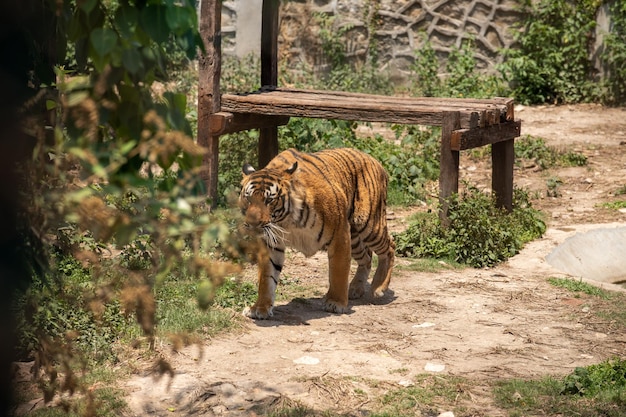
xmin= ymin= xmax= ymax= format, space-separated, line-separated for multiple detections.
xmin=371 ymin=286 xmax=388 ymax=299
xmin=323 ymin=298 xmax=349 ymax=314
xmin=243 ymin=304 xmax=274 ymax=320
xmin=348 ymin=284 xmax=366 ymax=300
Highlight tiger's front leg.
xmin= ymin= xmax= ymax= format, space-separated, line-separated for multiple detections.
xmin=323 ymin=223 xmax=351 ymax=314
xmin=243 ymin=246 xmax=284 ymax=319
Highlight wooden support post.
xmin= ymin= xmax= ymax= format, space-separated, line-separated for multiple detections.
xmin=492 ymin=139 xmax=515 ymax=211
xmin=258 ymin=0 xmax=280 ymax=168
xmin=198 ymin=0 xmax=222 ymax=206
xmin=439 ymin=111 xmax=461 ymax=226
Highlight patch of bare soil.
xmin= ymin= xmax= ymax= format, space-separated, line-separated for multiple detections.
xmin=124 ymin=105 xmax=626 ymax=416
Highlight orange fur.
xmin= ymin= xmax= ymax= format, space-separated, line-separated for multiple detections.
xmin=239 ymin=148 xmax=395 ymax=319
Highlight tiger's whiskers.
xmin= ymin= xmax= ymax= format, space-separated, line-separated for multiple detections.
xmin=263 ymin=223 xmax=288 ymax=248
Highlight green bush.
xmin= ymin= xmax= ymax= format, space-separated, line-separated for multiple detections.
xmin=14 ymin=256 xmax=137 ymax=363
xmin=515 ymin=135 xmax=588 ymax=169
xmin=394 ymin=187 xmax=546 ymax=267
xmin=603 ymin=1 xmax=626 ymax=104
xmin=562 ymin=357 xmax=626 ymax=399
xmin=411 ymin=38 xmax=508 ymax=99
xmin=499 ymin=0 xmax=603 ymax=104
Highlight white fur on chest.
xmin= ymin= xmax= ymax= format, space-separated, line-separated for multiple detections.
xmin=283 ymin=227 xmax=323 ymax=257
xmin=276 ymin=200 xmax=325 ymax=257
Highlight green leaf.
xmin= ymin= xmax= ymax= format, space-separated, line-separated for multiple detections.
xmin=122 ymin=48 xmax=143 ymax=74
xmin=141 ymin=5 xmax=169 ymax=44
xmin=78 ymin=0 xmax=98 ymax=13
xmin=114 ymin=6 xmax=138 ymax=39
xmin=90 ymin=28 xmax=118 ymax=57
xmin=46 ymin=100 xmax=57 ymax=110
xmin=166 ymin=5 xmax=194 ymax=33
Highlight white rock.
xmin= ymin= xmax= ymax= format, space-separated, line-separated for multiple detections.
xmin=412 ymin=322 xmax=436 ymax=328
xmin=424 ymin=362 xmax=445 ymax=372
xmin=293 ymin=356 xmax=320 ymax=365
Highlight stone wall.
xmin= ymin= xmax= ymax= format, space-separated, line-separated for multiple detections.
xmin=221 ymin=0 xmax=525 ymax=84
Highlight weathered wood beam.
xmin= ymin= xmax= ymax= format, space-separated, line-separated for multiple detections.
xmin=259 ymin=0 xmax=280 ymax=168
xmin=222 ymin=93 xmax=487 ymax=128
xmin=450 ymin=120 xmax=522 ymax=151
xmin=198 ymin=0 xmax=222 ymax=206
xmin=439 ymin=112 xmax=461 ymax=227
xmin=492 ymin=139 xmax=515 ymax=211
xmin=209 ymin=112 xmax=290 ymax=135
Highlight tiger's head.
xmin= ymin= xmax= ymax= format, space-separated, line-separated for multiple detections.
xmin=239 ymin=162 xmax=298 ymax=247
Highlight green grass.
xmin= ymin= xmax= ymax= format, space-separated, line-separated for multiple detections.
xmin=372 ymin=374 xmax=471 ymax=417
xmin=395 ymin=257 xmax=464 ymax=273
xmin=494 ymin=359 xmax=626 ymax=417
xmin=548 ymin=276 xmax=626 ymax=328
xmin=600 ymin=200 xmax=626 ymax=210
xmin=155 ymin=272 xmax=245 ymax=336
xmin=548 ymin=277 xmax=613 ymax=299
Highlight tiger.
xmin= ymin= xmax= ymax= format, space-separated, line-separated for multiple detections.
xmin=239 ymin=147 xmax=395 ymax=319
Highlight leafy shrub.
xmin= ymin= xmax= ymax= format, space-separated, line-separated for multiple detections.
xmin=515 ymin=135 xmax=587 ymax=169
xmin=603 ymin=1 xmax=626 ymax=105
xmin=562 ymin=358 xmax=626 ymax=403
xmin=410 ymin=38 xmax=508 ymax=99
xmin=394 ymin=187 xmax=546 ymax=267
xmin=14 ymin=256 xmax=136 ymax=363
xmin=499 ymin=0 xmax=602 ymax=104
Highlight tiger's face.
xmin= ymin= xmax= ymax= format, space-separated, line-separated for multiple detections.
xmin=239 ymin=162 xmax=298 ymax=247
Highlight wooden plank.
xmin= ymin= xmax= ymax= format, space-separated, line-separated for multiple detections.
xmin=259 ymin=0 xmax=280 ymax=167
xmin=197 ymin=0 xmax=222 ymax=206
xmin=209 ymin=112 xmax=290 ymax=135
xmin=272 ymin=87 xmax=513 ymax=109
xmin=492 ymin=139 xmax=515 ymax=211
xmin=234 ymin=88 xmax=510 ymax=120
xmin=439 ymin=112 xmax=461 ymax=227
xmin=222 ymin=93 xmax=487 ymax=128
xmin=450 ymin=120 xmax=521 ymax=151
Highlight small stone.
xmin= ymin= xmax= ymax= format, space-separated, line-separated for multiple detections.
xmin=412 ymin=322 xmax=436 ymax=328
xmin=293 ymin=356 xmax=319 ymax=365
xmin=424 ymin=362 xmax=445 ymax=372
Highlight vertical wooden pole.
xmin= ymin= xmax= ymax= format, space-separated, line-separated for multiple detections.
xmin=258 ymin=0 xmax=280 ymax=168
xmin=198 ymin=0 xmax=222 ymax=206
xmin=492 ymin=139 xmax=515 ymax=211
xmin=439 ymin=111 xmax=461 ymax=227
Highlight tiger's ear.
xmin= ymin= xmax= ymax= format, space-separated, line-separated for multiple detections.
xmin=242 ymin=164 xmax=256 ymax=175
xmin=285 ymin=161 xmax=298 ymax=175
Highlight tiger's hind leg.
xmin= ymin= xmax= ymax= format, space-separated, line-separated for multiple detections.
xmin=348 ymin=234 xmax=372 ymax=300
xmin=369 ymin=231 xmax=395 ymax=299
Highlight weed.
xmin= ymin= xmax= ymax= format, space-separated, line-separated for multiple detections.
xmin=515 ymin=135 xmax=587 ymax=170
xmin=394 ymin=186 xmax=546 ymax=268
xmin=373 ymin=374 xmax=470 ymax=416
xmin=155 ymin=270 xmax=240 ymax=336
xmin=549 ymin=277 xmax=626 ymax=328
xmin=212 ymin=277 xmax=258 ymax=310
xmin=494 ymin=359 xmax=626 ymax=417
xmin=600 ymin=200 xmax=626 ymax=210
xmin=546 ymin=177 xmax=563 ymax=198
xmin=548 ymin=277 xmax=612 ymax=299
xmin=395 ymin=257 xmax=463 ymax=273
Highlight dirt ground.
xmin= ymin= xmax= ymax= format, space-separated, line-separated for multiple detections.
xmin=124 ymin=105 xmax=626 ymax=417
